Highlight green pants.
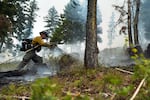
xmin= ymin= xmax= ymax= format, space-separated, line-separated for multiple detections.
xmin=17 ymin=50 xmax=43 ymax=70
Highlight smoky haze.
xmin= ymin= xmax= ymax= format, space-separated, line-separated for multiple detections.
xmin=140 ymin=0 xmax=150 ymax=41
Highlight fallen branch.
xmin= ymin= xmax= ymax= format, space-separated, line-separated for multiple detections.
xmin=115 ymin=68 xmax=134 ymax=75
xmin=62 ymin=89 xmax=81 ymax=97
xmin=110 ymin=93 xmax=116 ymax=100
xmin=100 ymin=92 xmax=112 ymax=97
xmin=0 ymin=95 xmax=30 ymax=100
xmin=130 ymin=77 xmax=146 ymax=100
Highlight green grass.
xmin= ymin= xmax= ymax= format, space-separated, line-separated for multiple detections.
xmin=0 ymin=66 xmax=134 ymax=100
xmin=1 ymin=53 xmax=150 ymax=100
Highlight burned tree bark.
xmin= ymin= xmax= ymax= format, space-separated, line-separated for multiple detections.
xmin=84 ymin=0 xmax=98 ymax=68
xmin=133 ymin=0 xmax=140 ymax=45
xmin=128 ymin=0 xmax=133 ymax=47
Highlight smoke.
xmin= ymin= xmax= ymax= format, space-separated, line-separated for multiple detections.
xmin=140 ymin=0 xmax=150 ymax=40
xmin=0 ymin=41 xmax=138 ymax=82
xmin=23 ymin=63 xmax=54 ymax=81
xmin=58 ymin=42 xmax=85 ymax=61
xmin=0 ymin=50 xmax=13 ymax=63
xmin=99 ymin=47 xmax=134 ymax=67
xmin=3 ymin=63 xmax=55 ymax=82
xmin=41 ymin=41 xmax=135 ymax=68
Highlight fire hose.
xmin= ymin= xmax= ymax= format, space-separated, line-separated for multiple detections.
xmin=0 ymin=45 xmax=40 ymax=65
xmin=0 ymin=42 xmax=64 ymax=65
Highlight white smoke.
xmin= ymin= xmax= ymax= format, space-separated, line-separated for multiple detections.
xmin=99 ymin=47 xmax=134 ymax=67
xmin=39 ymin=41 xmax=135 ymax=67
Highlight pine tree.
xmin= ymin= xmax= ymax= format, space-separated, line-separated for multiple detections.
xmin=63 ymin=0 xmax=85 ymax=43
xmin=51 ymin=0 xmax=102 ymax=43
xmin=0 ymin=0 xmax=17 ymax=52
xmin=0 ymin=0 xmax=39 ymax=51
xmin=25 ymin=0 xmax=39 ymax=38
xmin=13 ymin=0 xmax=39 ymax=40
xmin=44 ymin=6 xmax=59 ymax=34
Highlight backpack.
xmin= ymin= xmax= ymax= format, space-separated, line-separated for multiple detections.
xmin=20 ymin=38 xmax=41 ymax=52
xmin=20 ymin=39 xmax=33 ymax=51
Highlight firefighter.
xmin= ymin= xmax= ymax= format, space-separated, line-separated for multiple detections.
xmin=17 ymin=31 xmax=55 ymax=71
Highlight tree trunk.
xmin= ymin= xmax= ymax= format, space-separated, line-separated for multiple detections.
xmin=128 ymin=0 xmax=133 ymax=47
xmin=133 ymin=0 xmax=140 ymax=45
xmin=84 ymin=0 xmax=98 ymax=68
xmin=0 ymin=42 xmax=3 ymax=53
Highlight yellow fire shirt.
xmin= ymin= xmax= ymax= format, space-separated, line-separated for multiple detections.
xmin=32 ymin=36 xmax=46 ymax=46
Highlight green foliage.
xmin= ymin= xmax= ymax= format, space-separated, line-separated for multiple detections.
xmin=24 ymin=0 xmax=39 ymax=39
xmin=50 ymin=24 xmax=65 ymax=43
xmin=100 ymin=69 xmax=134 ymax=99
xmin=130 ymin=47 xmax=150 ymax=79
xmin=44 ymin=6 xmax=59 ymax=34
xmin=103 ymin=73 xmax=122 ymax=86
xmin=14 ymin=0 xmax=38 ymax=40
xmin=62 ymin=94 xmax=90 ymax=100
xmin=117 ymin=85 xmax=134 ymax=96
xmin=0 ymin=83 xmax=30 ymax=100
xmin=73 ymin=78 xmax=83 ymax=87
xmin=58 ymin=54 xmax=79 ymax=71
xmin=129 ymin=48 xmax=150 ymax=99
xmin=3 ymin=53 xmax=150 ymax=100
xmin=0 ymin=1 xmax=17 ymax=18
xmin=50 ymin=0 xmax=102 ymax=44
xmin=0 ymin=0 xmax=38 ymax=51
xmin=31 ymin=77 xmax=60 ymax=100
xmin=0 ymin=15 xmax=12 ymax=43
xmin=133 ymin=57 xmax=150 ymax=79
xmin=50 ymin=16 xmax=85 ymax=43
xmin=0 ymin=7 xmax=13 ymax=51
